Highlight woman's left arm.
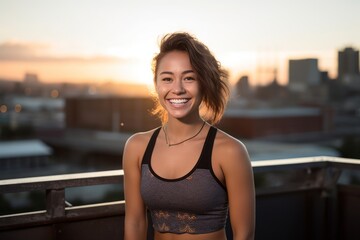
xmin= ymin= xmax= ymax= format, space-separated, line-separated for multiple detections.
xmin=219 ymin=138 xmax=255 ymax=240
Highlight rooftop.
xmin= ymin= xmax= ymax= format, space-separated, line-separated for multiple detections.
xmin=0 ymin=139 xmax=52 ymax=159
xmin=224 ymin=107 xmax=321 ymax=118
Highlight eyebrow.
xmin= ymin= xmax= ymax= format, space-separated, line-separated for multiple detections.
xmin=159 ymin=70 xmax=194 ymax=75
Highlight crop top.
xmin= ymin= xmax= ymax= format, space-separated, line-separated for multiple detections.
xmin=140 ymin=126 xmax=228 ymax=234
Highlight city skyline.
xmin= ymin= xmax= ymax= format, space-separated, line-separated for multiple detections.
xmin=1 ymin=0 xmax=359 ymax=86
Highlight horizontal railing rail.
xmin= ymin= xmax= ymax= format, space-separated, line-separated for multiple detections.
xmin=0 ymin=156 xmax=359 ymax=238
xmin=2 ymin=156 xmax=359 ymax=194
xmin=0 ymin=170 xmax=124 ymax=230
xmin=0 ymin=170 xmax=124 ymax=194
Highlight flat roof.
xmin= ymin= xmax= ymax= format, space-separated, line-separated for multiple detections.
xmin=244 ymin=140 xmax=339 ymax=161
xmin=224 ymin=107 xmax=321 ymax=118
xmin=0 ymin=140 xmax=52 ymax=159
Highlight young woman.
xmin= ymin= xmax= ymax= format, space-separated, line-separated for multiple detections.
xmin=123 ymin=32 xmax=255 ymax=240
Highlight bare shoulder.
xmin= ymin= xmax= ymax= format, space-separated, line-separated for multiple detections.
xmin=124 ymin=127 xmax=160 ymax=151
xmin=123 ymin=127 xmax=160 ymax=165
xmin=214 ymin=128 xmax=249 ymax=157
xmin=213 ymin=128 xmax=251 ymax=167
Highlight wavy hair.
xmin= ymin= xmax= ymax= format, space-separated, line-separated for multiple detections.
xmin=151 ymin=32 xmax=229 ymax=125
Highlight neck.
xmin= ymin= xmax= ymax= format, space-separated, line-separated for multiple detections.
xmin=166 ymin=117 xmax=203 ymax=134
xmin=163 ymin=119 xmax=206 ymax=147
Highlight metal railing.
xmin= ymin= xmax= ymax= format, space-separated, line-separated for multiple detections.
xmin=1 ymin=156 xmax=360 ymax=240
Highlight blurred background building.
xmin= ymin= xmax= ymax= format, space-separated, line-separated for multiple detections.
xmin=338 ymin=47 xmax=360 ymax=88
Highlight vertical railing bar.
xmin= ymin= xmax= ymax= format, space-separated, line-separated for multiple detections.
xmin=46 ymin=188 xmax=65 ymax=219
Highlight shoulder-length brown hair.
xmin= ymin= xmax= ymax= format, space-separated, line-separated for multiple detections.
xmin=151 ymin=32 xmax=229 ymax=125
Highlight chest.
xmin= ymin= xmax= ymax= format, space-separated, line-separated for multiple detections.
xmin=140 ymin=165 xmax=227 ymax=212
xmin=150 ymin=141 xmax=203 ymax=179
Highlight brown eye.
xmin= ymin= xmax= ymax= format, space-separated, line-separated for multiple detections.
xmin=162 ymin=77 xmax=172 ymax=82
xmin=184 ymin=76 xmax=195 ymax=81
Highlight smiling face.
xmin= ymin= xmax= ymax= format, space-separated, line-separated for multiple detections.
xmin=155 ymin=50 xmax=202 ymax=122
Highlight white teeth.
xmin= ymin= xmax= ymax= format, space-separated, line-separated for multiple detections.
xmin=169 ymin=99 xmax=189 ymax=104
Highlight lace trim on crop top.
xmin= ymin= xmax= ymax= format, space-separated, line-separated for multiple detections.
xmin=140 ymin=126 xmax=229 ymax=234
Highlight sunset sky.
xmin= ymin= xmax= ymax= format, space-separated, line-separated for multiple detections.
xmin=0 ymin=0 xmax=359 ymax=86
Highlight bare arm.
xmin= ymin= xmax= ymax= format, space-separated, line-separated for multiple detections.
xmin=218 ymin=136 xmax=255 ymax=240
xmin=123 ymin=134 xmax=148 ymax=240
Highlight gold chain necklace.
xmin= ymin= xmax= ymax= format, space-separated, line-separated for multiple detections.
xmin=163 ymin=121 xmax=206 ymax=147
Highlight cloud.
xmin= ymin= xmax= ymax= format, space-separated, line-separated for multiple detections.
xmin=0 ymin=41 xmax=44 ymax=60
xmin=0 ymin=41 xmax=127 ymax=63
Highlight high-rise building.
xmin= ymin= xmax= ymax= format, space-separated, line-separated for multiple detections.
xmin=288 ymin=58 xmax=320 ymax=92
xmin=23 ymin=73 xmax=39 ymax=84
xmin=338 ymin=47 xmax=360 ymax=85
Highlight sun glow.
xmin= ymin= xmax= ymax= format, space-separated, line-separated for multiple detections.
xmin=0 ymin=57 xmax=155 ymax=86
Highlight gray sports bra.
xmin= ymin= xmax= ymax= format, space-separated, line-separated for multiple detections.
xmin=140 ymin=126 xmax=228 ymax=234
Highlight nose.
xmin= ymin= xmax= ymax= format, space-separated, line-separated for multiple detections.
xmin=172 ymin=79 xmax=185 ymax=94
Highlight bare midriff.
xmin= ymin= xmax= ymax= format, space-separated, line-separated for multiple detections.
xmin=154 ymin=228 xmax=227 ymax=240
